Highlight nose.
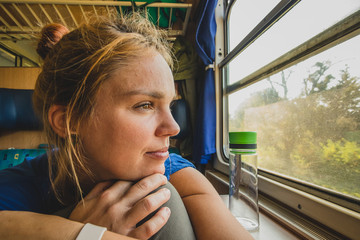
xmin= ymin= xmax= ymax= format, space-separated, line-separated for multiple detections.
xmin=155 ymin=109 xmax=180 ymax=137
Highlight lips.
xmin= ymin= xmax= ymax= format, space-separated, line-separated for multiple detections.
xmin=146 ymin=147 xmax=169 ymax=160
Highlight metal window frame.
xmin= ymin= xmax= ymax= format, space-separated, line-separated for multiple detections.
xmin=214 ymin=0 xmax=360 ymax=238
xmin=0 ymin=43 xmax=38 ymax=66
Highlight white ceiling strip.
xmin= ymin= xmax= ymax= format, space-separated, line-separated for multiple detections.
xmin=0 ymin=14 xmax=11 ymax=29
xmin=25 ymin=3 xmax=42 ymax=26
xmin=0 ymin=16 xmax=21 ymax=40
xmin=79 ymin=4 xmax=88 ymax=24
xmin=12 ymin=3 xmax=34 ymax=28
xmin=0 ymin=3 xmax=25 ymax=31
xmin=39 ymin=4 xmax=54 ymax=23
xmin=66 ymin=4 xmax=78 ymax=27
xmin=0 ymin=1 xmax=191 ymax=8
xmin=92 ymin=4 xmax=99 ymax=19
xmin=53 ymin=4 xmax=68 ymax=28
xmin=0 ymin=3 xmax=31 ymax=39
xmin=0 ymin=1 xmax=192 ymax=39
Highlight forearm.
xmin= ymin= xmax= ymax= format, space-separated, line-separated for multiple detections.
xmin=170 ymin=168 xmax=254 ymax=240
xmin=0 ymin=211 xmax=136 ymax=240
xmin=182 ymin=194 xmax=253 ymax=240
xmin=0 ymin=210 xmax=83 ymax=240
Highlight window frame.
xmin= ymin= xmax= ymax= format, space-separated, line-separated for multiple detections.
xmin=213 ymin=0 xmax=360 ymax=238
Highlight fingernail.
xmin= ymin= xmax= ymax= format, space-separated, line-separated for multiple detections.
xmin=165 ymin=207 xmax=171 ymax=216
xmin=163 ymin=188 xmax=171 ymax=197
xmin=162 ymin=175 xmax=168 ymax=182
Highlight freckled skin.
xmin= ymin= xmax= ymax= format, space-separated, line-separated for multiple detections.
xmin=79 ymin=50 xmax=180 ymax=182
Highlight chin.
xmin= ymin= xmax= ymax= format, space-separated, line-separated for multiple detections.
xmin=141 ymin=166 xmax=166 ymax=178
xmin=111 ymin=166 xmax=166 ymax=182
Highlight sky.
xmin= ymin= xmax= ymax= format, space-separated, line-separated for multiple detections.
xmin=227 ymin=0 xmax=360 ymax=116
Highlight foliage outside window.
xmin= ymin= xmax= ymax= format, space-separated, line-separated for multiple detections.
xmin=228 ymin=35 xmax=360 ymax=198
xmin=225 ymin=0 xmax=360 ymax=200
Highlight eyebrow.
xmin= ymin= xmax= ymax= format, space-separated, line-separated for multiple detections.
xmin=119 ymin=89 xmax=176 ymax=100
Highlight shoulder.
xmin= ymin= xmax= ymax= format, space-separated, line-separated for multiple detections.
xmin=169 ymin=166 xmax=218 ymax=197
xmin=165 ymin=155 xmax=218 ymax=197
xmin=164 ymin=153 xmax=195 ymax=180
xmin=0 ymin=153 xmax=54 ymax=212
xmin=0 ymin=153 xmax=48 ymax=180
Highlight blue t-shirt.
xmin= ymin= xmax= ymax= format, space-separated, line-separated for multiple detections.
xmin=0 ymin=153 xmax=194 ymax=213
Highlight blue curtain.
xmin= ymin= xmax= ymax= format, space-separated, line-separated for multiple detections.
xmin=193 ymin=0 xmax=217 ymax=165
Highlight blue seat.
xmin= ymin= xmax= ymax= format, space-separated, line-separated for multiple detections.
xmin=0 ymin=88 xmax=45 ymax=170
xmin=0 ymin=148 xmax=46 ymax=170
xmin=0 ymin=88 xmax=42 ymax=130
xmin=169 ymin=99 xmax=191 ymax=155
xmin=171 ymin=99 xmax=190 ymax=140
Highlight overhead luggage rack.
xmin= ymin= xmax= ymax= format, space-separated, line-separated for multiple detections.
xmin=0 ymin=0 xmax=192 ymax=41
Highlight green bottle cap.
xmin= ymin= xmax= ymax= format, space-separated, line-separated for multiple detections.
xmin=229 ymin=132 xmax=257 ymax=149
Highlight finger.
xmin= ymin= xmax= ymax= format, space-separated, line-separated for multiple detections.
xmin=124 ymin=174 xmax=167 ymax=206
xmin=125 ymin=187 xmax=171 ymax=226
xmin=93 ymin=180 xmax=134 ymax=208
xmin=130 ymin=207 xmax=171 ymax=240
xmin=69 ymin=182 xmax=115 ymax=221
xmin=84 ymin=181 xmax=114 ymax=200
xmin=71 ymin=180 xmax=134 ymax=222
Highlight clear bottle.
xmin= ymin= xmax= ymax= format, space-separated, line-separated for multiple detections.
xmin=229 ymin=131 xmax=259 ymax=231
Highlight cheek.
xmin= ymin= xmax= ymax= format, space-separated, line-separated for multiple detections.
xmin=116 ymin=117 xmax=154 ymax=145
xmin=96 ymin=114 xmax=154 ymax=152
xmin=90 ymin=118 xmax=155 ymax=177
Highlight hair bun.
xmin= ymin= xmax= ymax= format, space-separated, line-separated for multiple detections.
xmin=37 ymin=23 xmax=69 ymax=60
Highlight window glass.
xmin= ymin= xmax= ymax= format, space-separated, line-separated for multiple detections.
xmin=228 ymin=35 xmax=360 ymax=198
xmin=228 ymin=0 xmax=360 ymax=85
xmin=228 ymin=0 xmax=280 ymax=52
xmin=0 ymin=49 xmax=15 ymax=67
xmin=22 ymin=58 xmax=37 ymax=67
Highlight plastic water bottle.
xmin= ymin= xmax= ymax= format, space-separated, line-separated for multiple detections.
xmin=229 ymin=131 xmax=259 ymax=231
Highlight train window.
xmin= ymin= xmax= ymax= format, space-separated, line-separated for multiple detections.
xmin=226 ymin=0 xmax=360 ymax=85
xmin=228 ymin=35 xmax=360 ymax=199
xmin=228 ymin=0 xmax=280 ymax=52
xmin=216 ymin=0 xmax=360 ymax=237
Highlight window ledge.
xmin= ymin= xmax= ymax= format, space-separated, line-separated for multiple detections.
xmin=220 ymin=195 xmax=299 ymax=240
xmin=206 ymin=170 xmax=359 ymax=239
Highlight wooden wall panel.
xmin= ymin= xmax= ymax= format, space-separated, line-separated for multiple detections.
xmin=0 ymin=131 xmax=46 ymax=149
xmin=0 ymin=67 xmax=41 ymax=89
xmin=0 ymin=67 xmax=45 ymax=150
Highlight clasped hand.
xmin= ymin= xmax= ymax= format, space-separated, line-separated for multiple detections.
xmin=69 ymin=173 xmax=171 ymax=239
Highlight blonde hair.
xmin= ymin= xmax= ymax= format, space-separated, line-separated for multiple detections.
xmin=33 ymin=13 xmax=173 ymax=204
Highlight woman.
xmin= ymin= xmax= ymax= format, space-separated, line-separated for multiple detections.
xmin=0 ymin=13 xmax=253 ymax=240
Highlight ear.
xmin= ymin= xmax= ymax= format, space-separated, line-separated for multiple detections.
xmin=48 ymin=105 xmax=67 ymax=138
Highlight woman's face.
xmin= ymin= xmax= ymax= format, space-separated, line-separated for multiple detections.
xmin=79 ymin=50 xmax=180 ymax=182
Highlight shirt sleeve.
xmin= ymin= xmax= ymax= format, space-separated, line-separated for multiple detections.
xmin=0 ymin=154 xmax=56 ymax=213
xmin=164 ymin=153 xmax=195 ymax=180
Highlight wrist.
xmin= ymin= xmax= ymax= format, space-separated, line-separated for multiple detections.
xmin=76 ymin=223 xmax=107 ymax=240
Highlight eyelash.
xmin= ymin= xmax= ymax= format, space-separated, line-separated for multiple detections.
xmin=135 ymin=100 xmax=175 ymax=111
xmin=135 ymin=102 xmax=154 ymax=110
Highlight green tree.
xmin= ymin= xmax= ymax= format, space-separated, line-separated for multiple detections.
xmin=230 ymin=61 xmax=360 ymax=197
xmin=229 ymin=87 xmax=280 ymax=131
xmin=267 ymin=70 xmax=292 ymax=100
xmin=302 ymin=61 xmax=335 ymax=96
